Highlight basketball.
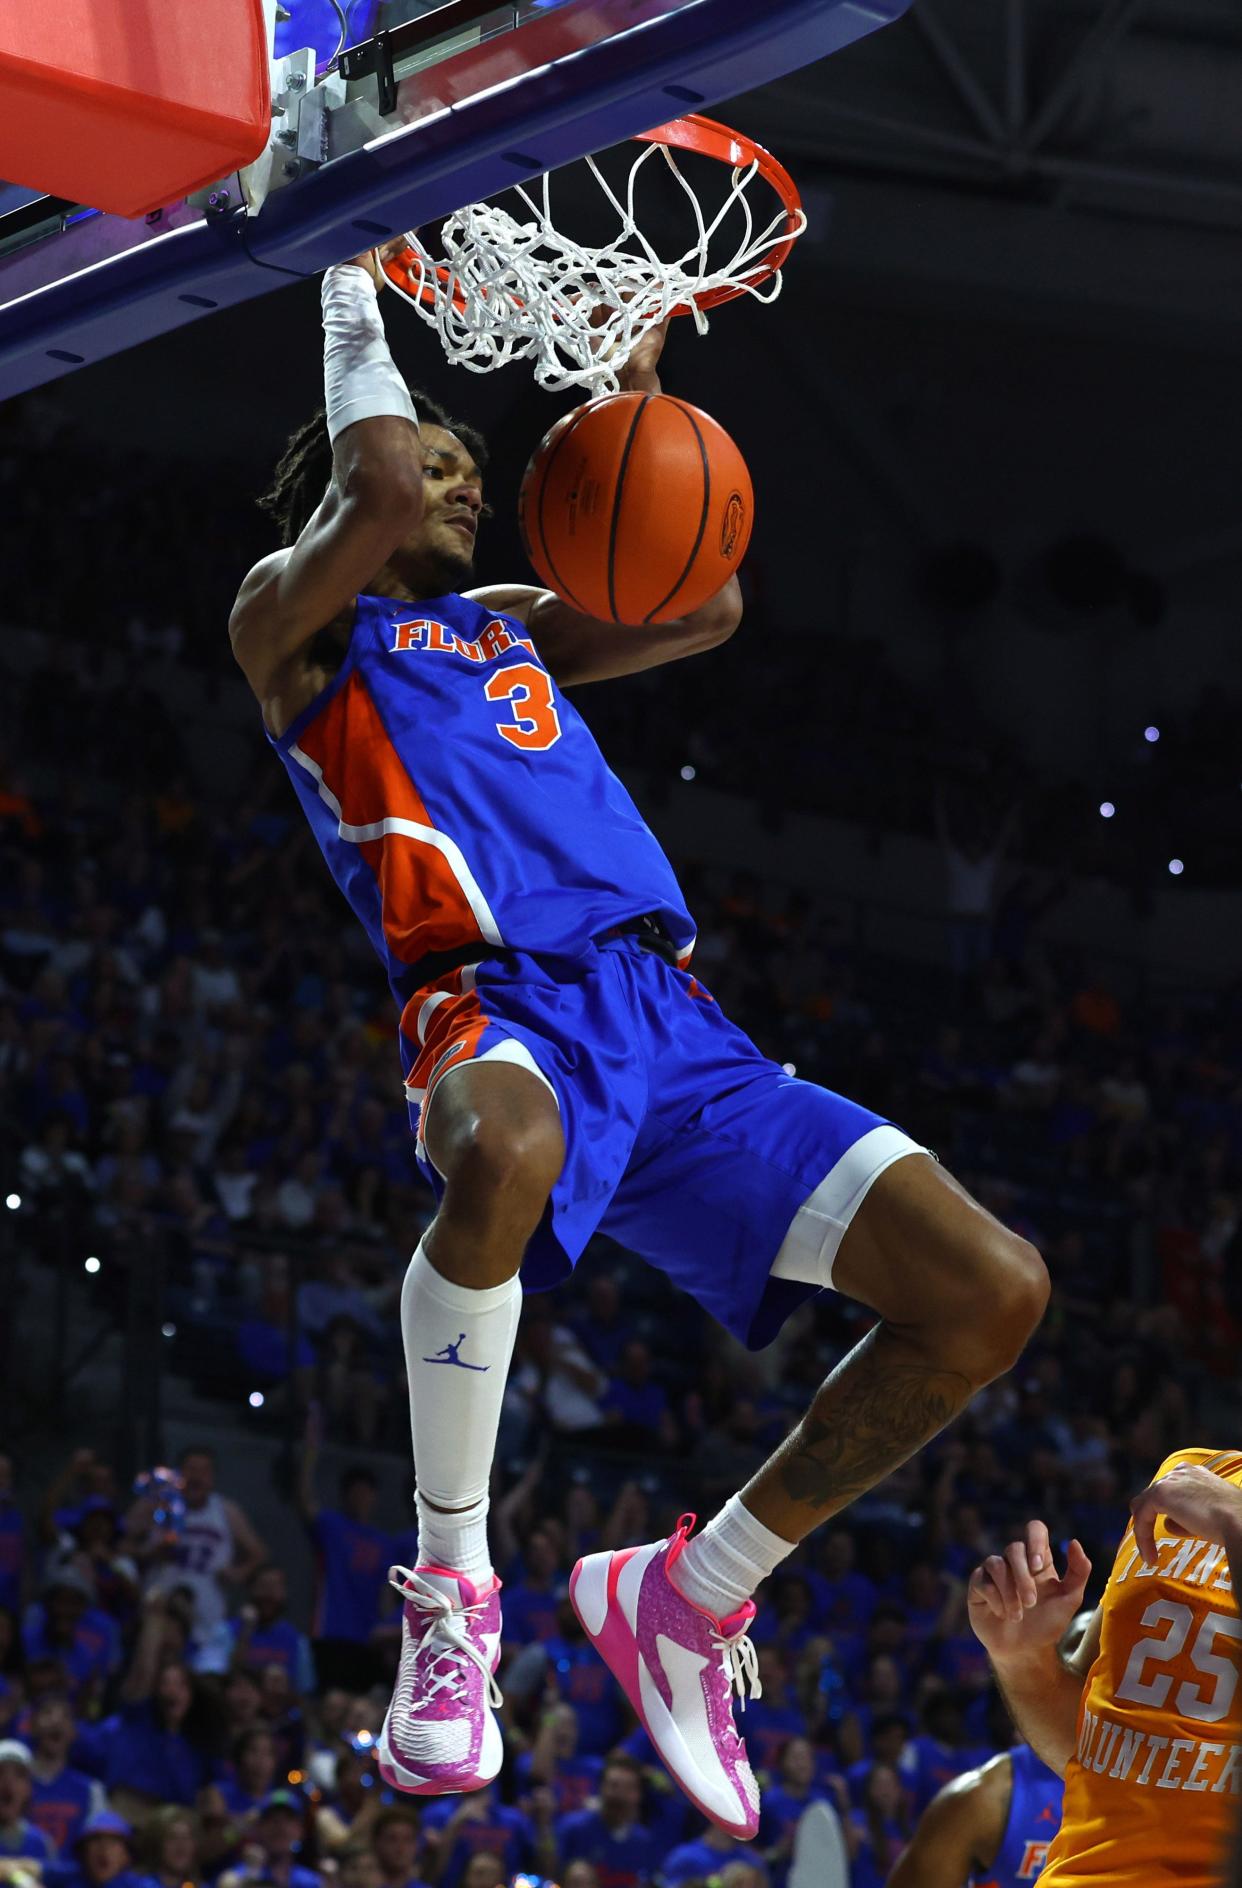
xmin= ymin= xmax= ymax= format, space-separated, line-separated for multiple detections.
xmin=517 ymin=392 xmax=754 ymax=624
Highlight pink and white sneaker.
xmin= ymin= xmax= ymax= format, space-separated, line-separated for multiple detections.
xmin=376 ymin=1565 xmax=503 ymax=1795
xmin=569 ymin=1516 xmax=762 ymax=1838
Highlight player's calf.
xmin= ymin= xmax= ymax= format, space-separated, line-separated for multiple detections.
xmin=833 ymin=1150 xmax=1050 ymax=1383
xmin=747 ymin=1156 xmax=1049 ymax=1538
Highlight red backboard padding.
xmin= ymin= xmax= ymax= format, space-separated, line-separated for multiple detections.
xmin=0 ymin=0 xmax=272 ymax=217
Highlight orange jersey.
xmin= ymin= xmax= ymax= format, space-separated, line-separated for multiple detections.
xmin=1040 ymin=1448 xmax=1242 ymax=1887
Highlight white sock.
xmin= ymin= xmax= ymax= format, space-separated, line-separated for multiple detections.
xmin=401 ymin=1239 xmax=522 ymax=1582
xmin=671 ymin=1494 xmax=794 ymax=1619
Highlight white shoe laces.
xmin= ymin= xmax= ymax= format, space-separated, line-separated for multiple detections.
xmin=391 ymin=1567 xmax=503 ymax=1711
xmin=714 ymin=1624 xmax=762 ymax=1717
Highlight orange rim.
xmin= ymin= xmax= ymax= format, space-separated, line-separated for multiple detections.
xmin=632 ymin=114 xmax=803 ymax=316
xmin=381 ymin=253 xmax=481 ymax=316
xmin=381 ymin=112 xmax=803 ymax=321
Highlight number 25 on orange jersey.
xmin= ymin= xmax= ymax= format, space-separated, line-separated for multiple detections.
xmin=484 ymin=662 xmax=562 ymax=752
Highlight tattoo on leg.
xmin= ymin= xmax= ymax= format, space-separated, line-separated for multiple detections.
xmin=777 ymin=1331 xmax=973 ymax=1512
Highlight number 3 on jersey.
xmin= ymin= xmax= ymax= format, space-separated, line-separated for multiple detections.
xmin=485 ymin=662 xmax=562 ymax=751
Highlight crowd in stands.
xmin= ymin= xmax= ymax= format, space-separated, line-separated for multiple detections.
xmin=0 ymin=391 xmax=1240 ymax=1886
xmin=2 ymin=654 xmax=1238 ymax=1881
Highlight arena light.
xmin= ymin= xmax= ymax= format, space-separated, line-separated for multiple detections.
xmin=1144 ymin=726 xmax=1160 ymax=743
xmin=680 ymin=764 xmax=696 ymax=781
xmin=1099 ymin=802 xmax=1115 ymax=819
xmin=1168 ymin=859 xmax=1184 ymax=876
xmin=4 ymin=1192 xmax=18 ymax=1210
xmin=84 ymin=1255 xmax=100 ymax=1274
xmin=248 ymin=1390 xmax=265 ymax=1409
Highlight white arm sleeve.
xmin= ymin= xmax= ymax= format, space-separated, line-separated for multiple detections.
xmin=321 ymin=261 xmax=419 ymax=445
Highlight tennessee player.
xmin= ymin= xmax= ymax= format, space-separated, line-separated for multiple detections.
xmin=887 ymin=1743 xmax=1063 ymax=1888
xmin=230 ymin=238 xmax=1049 ymax=1835
xmin=968 ymin=1450 xmax=1242 ymax=1885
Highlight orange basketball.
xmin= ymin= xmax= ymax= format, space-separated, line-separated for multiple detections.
xmin=518 ymin=392 xmax=753 ymax=624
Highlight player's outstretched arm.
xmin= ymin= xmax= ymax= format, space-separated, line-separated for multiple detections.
xmin=887 ymin=1754 xmax=1010 ymax=1888
xmin=968 ymin=1520 xmax=1095 ymax=1777
xmin=493 ymin=573 xmax=743 ymax=686
xmin=231 ymin=242 xmax=423 ymax=708
xmin=470 ymin=316 xmax=742 ymax=685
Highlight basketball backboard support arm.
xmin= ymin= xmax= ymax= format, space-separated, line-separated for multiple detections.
xmin=0 ymin=0 xmax=910 ymax=402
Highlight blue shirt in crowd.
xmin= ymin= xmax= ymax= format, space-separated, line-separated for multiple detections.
xmin=421 ymin=1798 xmax=532 ymax=1888
xmin=556 ymin=1809 xmax=662 ymax=1888
xmin=848 ymin=1814 xmax=908 ymax=1888
xmin=79 ymin=1700 xmax=212 ymax=1805
xmin=661 ymin=1837 xmax=770 ymax=1887
xmin=217 ymin=1776 xmax=265 ymax=1817
xmin=513 ymin=1750 xmax=602 ymax=1817
xmin=935 ymin=1630 xmax=991 ymax=1690
xmin=759 ymin=1783 xmax=837 ymax=1864
xmin=28 ymin=1764 xmax=100 ymax=1852
xmin=0 ymin=1822 xmax=56 ymax=1864
xmin=543 ymin=1640 xmax=624 ymax=1755
xmin=55 ymin=1870 xmax=147 ymax=1888
xmin=899 ymin=1734 xmax=977 ymax=1816
xmin=310 ymin=1509 xmax=391 ymax=1643
xmin=808 ymin=1566 xmax=879 ymax=1634
xmin=502 ymin=1581 xmax=562 ymax=1647
xmin=737 ymin=1698 xmax=806 ymax=1773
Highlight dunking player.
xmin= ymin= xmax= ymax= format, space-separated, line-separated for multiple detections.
xmin=887 ymin=1743 xmax=1064 ymax=1887
xmin=229 ymin=241 xmax=1048 ymax=1836
xmin=969 ymin=1451 xmax=1242 ymax=1884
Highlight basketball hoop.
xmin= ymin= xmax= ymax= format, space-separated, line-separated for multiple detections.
xmin=380 ymin=114 xmax=805 ymax=395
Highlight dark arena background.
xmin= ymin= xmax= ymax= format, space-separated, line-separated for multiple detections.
xmin=2 ymin=2 xmax=1242 ymax=1886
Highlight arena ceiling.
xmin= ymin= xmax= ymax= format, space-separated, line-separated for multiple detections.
xmin=736 ymin=0 xmax=1242 ymax=344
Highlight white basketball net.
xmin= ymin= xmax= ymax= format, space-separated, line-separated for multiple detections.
xmin=384 ymin=137 xmax=805 ymax=395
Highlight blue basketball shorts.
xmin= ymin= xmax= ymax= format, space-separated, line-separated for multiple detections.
xmin=401 ymin=935 xmax=932 ymax=1349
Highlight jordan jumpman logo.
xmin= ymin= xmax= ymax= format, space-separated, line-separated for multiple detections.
xmin=422 ymin=1332 xmax=490 ymax=1372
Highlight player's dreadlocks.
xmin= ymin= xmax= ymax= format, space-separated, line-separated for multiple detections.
xmin=256 ymin=391 xmax=489 ymax=548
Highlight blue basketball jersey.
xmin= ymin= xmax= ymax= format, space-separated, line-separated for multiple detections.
xmin=269 ymin=591 xmax=695 ymax=1036
xmin=266 ymin=588 xmax=929 ymax=1356
xmin=973 ymin=1745 xmax=1064 ymax=1888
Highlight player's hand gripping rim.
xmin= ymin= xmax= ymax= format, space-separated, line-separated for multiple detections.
xmin=968 ymin=1519 xmax=1091 ymax=1659
xmin=345 ymin=236 xmax=413 ymax=289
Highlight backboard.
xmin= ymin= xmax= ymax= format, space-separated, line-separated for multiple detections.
xmin=0 ymin=0 xmax=912 ymax=402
